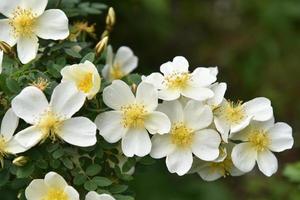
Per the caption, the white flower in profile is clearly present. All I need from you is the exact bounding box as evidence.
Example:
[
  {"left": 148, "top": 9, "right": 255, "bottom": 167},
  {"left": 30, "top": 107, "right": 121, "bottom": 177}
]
[
  {"left": 95, "top": 80, "right": 171, "bottom": 157},
  {"left": 192, "top": 144, "right": 244, "bottom": 181},
  {"left": 0, "top": 108, "right": 26, "bottom": 165},
  {"left": 142, "top": 56, "right": 217, "bottom": 101},
  {"left": 214, "top": 97, "right": 273, "bottom": 142},
  {"left": 231, "top": 118, "right": 293, "bottom": 176},
  {"left": 150, "top": 100, "right": 221, "bottom": 176},
  {"left": 61, "top": 61, "right": 101, "bottom": 100},
  {"left": 25, "top": 171, "right": 79, "bottom": 200},
  {"left": 0, "top": 0, "right": 69, "bottom": 64},
  {"left": 86, "top": 191, "right": 115, "bottom": 200},
  {"left": 102, "top": 45, "right": 138, "bottom": 81},
  {"left": 12, "top": 82, "right": 97, "bottom": 149},
  {"left": 0, "top": 50, "right": 3, "bottom": 74}
]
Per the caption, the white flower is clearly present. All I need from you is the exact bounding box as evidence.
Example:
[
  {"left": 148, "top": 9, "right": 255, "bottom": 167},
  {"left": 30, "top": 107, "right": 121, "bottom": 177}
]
[
  {"left": 95, "top": 80, "right": 171, "bottom": 157},
  {"left": 25, "top": 171, "right": 79, "bottom": 200},
  {"left": 12, "top": 82, "right": 97, "bottom": 149},
  {"left": 206, "top": 82, "right": 227, "bottom": 108},
  {"left": 231, "top": 118, "right": 294, "bottom": 176},
  {"left": 214, "top": 97, "right": 273, "bottom": 142},
  {"left": 0, "top": 50, "right": 3, "bottom": 74},
  {"left": 192, "top": 144, "right": 244, "bottom": 181},
  {"left": 150, "top": 100, "right": 221, "bottom": 176},
  {"left": 86, "top": 191, "right": 115, "bottom": 200},
  {"left": 142, "top": 56, "right": 217, "bottom": 101},
  {"left": 0, "top": 0, "right": 69, "bottom": 64},
  {"left": 61, "top": 61, "right": 101, "bottom": 100},
  {"left": 0, "top": 108, "right": 26, "bottom": 164},
  {"left": 102, "top": 45, "right": 138, "bottom": 81}
]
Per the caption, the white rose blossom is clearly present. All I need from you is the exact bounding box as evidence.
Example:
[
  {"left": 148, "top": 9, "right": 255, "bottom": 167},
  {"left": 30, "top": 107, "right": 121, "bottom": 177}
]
[
  {"left": 25, "top": 171, "right": 79, "bottom": 200},
  {"left": 0, "top": 108, "right": 26, "bottom": 165},
  {"left": 86, "top": 191, "right": 115, "bottom": 200},
  {"left": 142, "top": 56, "right": 217, "bottom": 101},
  {"left": 150, "top": 100, "right": 221, "bottom": 176},
  {"left": 12, "top": 82, "right": 97, "bottom": 149},
  {"left": 95, "top": 80, "right": 171, "bottom": 157},
  {"left": 61, "top": 61, "right": 101, "bottom": 100},
  {"left": 214, "top": 97, "right": 273, "bottom": 142},
  {"left": 0, "top": 0, "right": 69, "bottom": 64},
  {"left": 102, "top": 45, "right": 138, "bottom": 81},
  {"left": 231, "top": 118, "right": 293, "bottom": 176}
]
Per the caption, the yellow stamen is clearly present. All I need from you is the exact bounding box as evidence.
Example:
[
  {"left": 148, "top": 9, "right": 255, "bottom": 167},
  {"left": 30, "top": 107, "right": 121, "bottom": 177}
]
[
  {"left": 110, "top": 63, "right": 124, "bottom": 80},
  {"left": 9, "top": 7, "right": 37, "bottom": 38},
  {"left": 77, "top": 72, "right": 93, "bottom": 93},
  {"left": 43, "top": 188, "right": 68, "bottom": 200},
  {"left": 165, "top": 72, "right": 191, "bottom": 90},
  {"left": 210, "top": 156, "right": 233, "bottom": 177},
  {"left": 121, "top": 104, "right": 147, "bottom": 128},
  {"left": 0, "top": 136, "right": 7, "bottom": 158},
  {"left": 30, "top": 77, "right": 49, "bottom": 91},
  {"left": 218, "top": 101, "right": 245, "bottom": 124},
  {"left": 171, "top": 122, "right": 194, "bottom": 148},
  {"left": 248, "top": 129, "right": 269, "bottom": 152}
]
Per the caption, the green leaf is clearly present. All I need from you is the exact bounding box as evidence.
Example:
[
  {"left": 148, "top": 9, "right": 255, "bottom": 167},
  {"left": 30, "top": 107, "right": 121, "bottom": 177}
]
[
  {"left": 61, "top": 158, "right": 74, "bottom": 169},
  {"left": 65, "top": 48, "right": 82, "bottom": 58},
  {"left": 52, "top": 148, "right": 64, "bottom": 159},
  {"left": 86, "top": 164, "right": 102, "bottom": 176},
  {"left": 81, "top": 52, "right": 95, "bottom": 63},
  {"left": 6, "top": 78, "right": 21, "bottom": 93},
  {"left": 115, "top": 194, "right": 134, "bottom": 200},
  {"left": 92, "top": 176, "right": 112, "bottom": 187},
  {"left": 0, "top": 169, "right": 10, "bottom": 187},
  {"left": 283, "top": 162, "right": 300, "bottom": 182},
  {"left": 74, "top": 174, "right": 87, "bottom": 186},
  {"left": 110, "top": 185, "right": 128, "bottom": 194},
  {"left": 16, "top": 164, "right": 35, "bottom": 178},
  {"left": 84, "top": 180, "right": 98, "bottom": 191}
]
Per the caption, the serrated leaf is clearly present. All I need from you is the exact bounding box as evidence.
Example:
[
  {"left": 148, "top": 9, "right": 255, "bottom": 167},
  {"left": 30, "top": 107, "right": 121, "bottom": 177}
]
[
  {"left": 92, "top": 176, "right": 112, "bottom": 187},
  {"left": 74, "top": 174, "right": 87, "bottom": 186},
  {"left": 84, "top": 180, "right": 98, "bottom": 191},
  {"left": 65, "top": 48, "right": 82, "bottom": 58},
  {"left": 86, "top": 164, "right": 102, "bottom": 176},
  {"left": 81, "top": 52, "right": 95, "bottom": 63},
  {"left": 16, "top": 164, "right": 35, "bottom": 178}
]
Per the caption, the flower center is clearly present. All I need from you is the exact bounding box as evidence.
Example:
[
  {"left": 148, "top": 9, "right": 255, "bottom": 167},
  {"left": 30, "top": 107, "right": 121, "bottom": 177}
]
[
  {"left": 9, "top": 7, "right": 37, "bottom": 38},
  {"left": 37, "top": 110, "right": 63, "bottom": 142},
  {"left": 220, "top": 101, "right": 245, "bottom": 124},
  {"left": 43, "top": 188, "right": 68, "bottom": 200},
  {"left": 248, "top": 129, "right": 269, "bottom": 152},
  {"left": 165, "top": 72, "right": 191, "bottom": 90},
  {"left": 170, "top": 122, "right": 194, "bottom": 148},
  {"left": 121, "top": 104, "right": 148, "bottom": 128},
  {"left": 0, "top": 136, "right": 7, "bottom": 158},
  {"left": 78, "top": 72, "right": 93, "bottom": 93},
  {"left": 210, "top": 156, "right": 233, "bottom": 177},
  {"left": 110, "top": 63, "right": 124, "bottom": 80}
]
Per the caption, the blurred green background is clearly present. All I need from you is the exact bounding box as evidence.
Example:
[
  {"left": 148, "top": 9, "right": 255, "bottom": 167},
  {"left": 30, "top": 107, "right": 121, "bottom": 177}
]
[{"left": 99, "top": 0, "right": 300, "bottom": 199}]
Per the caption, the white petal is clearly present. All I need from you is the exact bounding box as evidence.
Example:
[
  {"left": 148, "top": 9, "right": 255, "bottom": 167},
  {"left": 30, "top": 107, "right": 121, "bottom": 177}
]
[
  {"left": 158, "top": 88, "right": 180, "bottom": 101},
  {"left": 208, "top": 67, "right": 218, "bottom": 76},
  {"left": 12, "top": 86, "right": 48, "bottom": 124},
  {"left": 5, "top": 137, "right": 27, "bottom": 154},
  {"left": 0, "top": 50, "right": 3, "bottom": 74},
  {"left": 1, "top": 108, "right": 19, "bottom": 140},
  {"left": 106, "top": 45, "right": 114, "bottom": 66},
  {"left": 95, "top": 111, "right": 126, "bottom": 143},
  {"left": 65, "top": 186, "right": 80, "bottom": 200},
  {"left": 243, "top": 97, "right": 273, "bottom": 121},
  {"left": 214, "top": 117, "right": 230, "bottom": 142},
  {"left": 44, "top": 171, "right": 68, "bottom": 189},
  {"left": 257, "top": 150, "right": 278, "bottom": 176},
  {"left": 86, "top": 192, "right": 115, "bottom": 200},
  {"left": 171, "top": 56, "right": 189, "bottom": 73},
  {"left": 35, "top": 9, "right": 69, "bottom": 40},
  {"left": 25, "top": 179, "right": 47, "bottom": 200},
  {"left": 0, "top": 19, "right": 17, "bottom": 46},
  {"left": 136, "top": 82, "right": 158, "bottom": 111},
  {"left": 50, "top": 82, "right": 86, "bottom": 118},
  {"left": 114, "top": 46, "right": 134, "bottom": 66},
  {"left": 122, "top": 55, "right": 138, "bottom": 75},
  {"left": 192, "top": 129, "right": 221, "bottom": 161},
  {"left": 20, "top": 0, "right": 47, "bottom": 16},
  {"left": 191, "top": 67, "right": 217, "bottom": 86},
  {"left": 181, "top": 86, "right": 214, "bottom": 101},
  {"left": 144, "top": 111, "right": 171, "bottom": 134},
  {"left": 197, "top": 165, "right": 223, "bottom": 181},
  {"left": 14, "top": 126, "right": 42, "bottom": 148},
  {"left": 17, "top": 36, "right": 39, "bottom": 64},
  {"left": 59, "top": 117, "right": 97, "bottom": 147},
  {"left": 0, "top": 0, "right": 20, "bottom": 17},
  {"left": 207, "top": 82, "right": 227, "bottom": 106},
  {"left": 121, "top": 128, "right": 151, "bottom": 157},
  {"left": 166, "top": 148, "right": 193, "bottom": 176},
  {"left": 231, "top": 143, "right": 257, "bottom": 172},
  {"left": 141, "top": 73, "right": 164, "bottom": 89},
  {"left": 268, "top": 122, "right": 293, "bottom": 152},
  {"left": 150, "top": 134, "right": 174, "bottom": 159},
  {"left": 230, "top": 116, "right": 251, "bottom": 133},
  {"left": 184, "top": 100, "right": 213, "bottom": 130},
  {"left": 157, "top": 100, "right": 184, "bottom": 124},
  {"left": 103, "top": 80, "right": 135, "bottom": 110}
]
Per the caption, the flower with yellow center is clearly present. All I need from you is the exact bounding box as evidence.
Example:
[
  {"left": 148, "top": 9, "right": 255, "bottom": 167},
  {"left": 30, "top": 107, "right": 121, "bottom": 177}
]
[
  {"left": 102, "top": 45, "right": 138, "bottom": 81},
  {"left": 214, "top": 97, "right": 273, "bottom": 143},
  {"left": 142, "top": 56, "right": 217, "bottom": 101},
  {"left": 0, "top": 0, "right": 69, "bottom": 64},
  {"left": 25, "top": 171, "right": 79, "bottom": 200},
  {"left": 12, "top": 82, "right": 97, "bottom": 149},
  {"left": 150, "top": 100, "right": 221, "bottom": 176},
  {"left": 231, "top": 118, "right": 294, "bottom": 176},
  {"left": 61, "top": 61, "right": 101, "bottom": 99},
  {"left": 85, "top": 191, "right": 116, "bottom": 200},
  {"left": 30, "top": 77, "right": 49, "bottom": 91},
  {"left": 0, "top": 109, "right": 26, "bottom": 167},
  {"left": 95, "top": 80, "right": 171, "bottom": 157}
]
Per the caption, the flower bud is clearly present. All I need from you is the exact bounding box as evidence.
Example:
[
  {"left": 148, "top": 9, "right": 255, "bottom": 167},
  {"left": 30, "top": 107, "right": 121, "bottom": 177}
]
[
  {"left": 95, "top": 36, "right": 109, "bottom": 56},
  {"left": 13, "top": 156, "right": 29, "bottom": 167},
  {"left": 0, "top": 41, "right": 12, "bottom": 54},
  {"left": 106, "top": 7, "right": 116, "bottom": 32}
]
